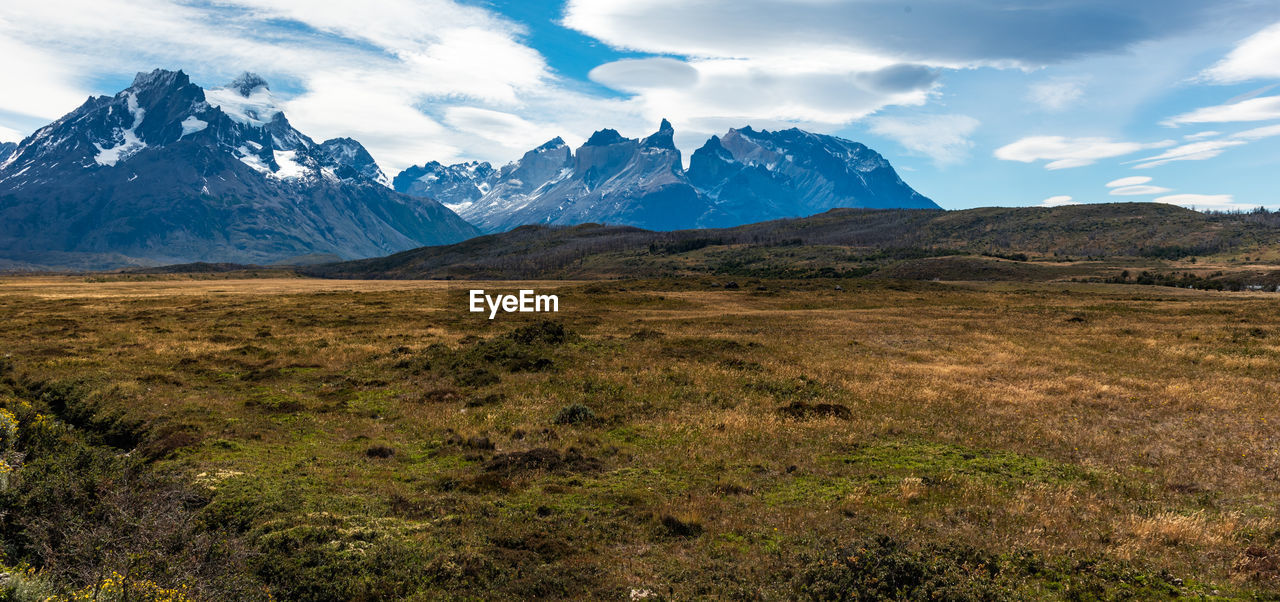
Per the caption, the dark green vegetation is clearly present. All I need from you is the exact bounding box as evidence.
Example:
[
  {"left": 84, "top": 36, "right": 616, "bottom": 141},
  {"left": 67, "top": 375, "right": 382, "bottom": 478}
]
[
  {"left": 1, "top": 276, "right": 1279, "bottom": 599},
  {"left": 302, "top": 203, "right": 1280, "bottom": 283}
]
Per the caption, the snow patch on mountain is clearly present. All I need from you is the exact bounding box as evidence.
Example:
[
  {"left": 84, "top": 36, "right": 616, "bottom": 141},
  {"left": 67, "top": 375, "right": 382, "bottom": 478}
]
[
  {"left": 93, "top": 92, "right": 147, "bottom": 167},
  {"left": 236, "top": 146, "right": 270, "bottom": 173},
  {"left": 273, "top": 150, "right": 307, "bottom": 179},
  {"left": 180, "top": 116, "right": 208, "bottom": 137}
]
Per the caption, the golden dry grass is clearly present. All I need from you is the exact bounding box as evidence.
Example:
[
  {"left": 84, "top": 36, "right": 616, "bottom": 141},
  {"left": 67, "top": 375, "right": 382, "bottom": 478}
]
[{"left": 2, "top": 275, "right": 1279, "bottom": 598}]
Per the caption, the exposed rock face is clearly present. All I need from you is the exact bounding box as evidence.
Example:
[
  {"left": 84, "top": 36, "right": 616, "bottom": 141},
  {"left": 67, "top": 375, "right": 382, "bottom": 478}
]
[
  {"left": 688, "top": 126, "right": 939, "bottom": 225},
  {"left": 396, "top": 120, "right": 937, "bottom": 233},
  {"left": 0, "top": 69, "right": 478, "bottom": 268},
  {"left": 393, "top": 160, "right": 495, "bottom": 211}
]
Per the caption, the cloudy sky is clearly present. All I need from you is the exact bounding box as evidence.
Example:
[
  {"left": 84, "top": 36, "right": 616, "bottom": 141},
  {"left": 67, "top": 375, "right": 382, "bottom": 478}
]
[{"left": 2, "top": 0, "right": 1280, "bottom": 210}]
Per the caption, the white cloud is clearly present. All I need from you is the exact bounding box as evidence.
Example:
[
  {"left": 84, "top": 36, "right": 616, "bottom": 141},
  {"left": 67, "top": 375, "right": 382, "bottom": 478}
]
[
  {"left": 1, "top": 0, "right": 1273, "bottom": 182},
  {"left": 994, "top": 136, "right": 1173, "bottom": 170},
  {"left": 563, "top": 0, "right": 1258, "bottom": 165},
  {"left": 1105, "top": 176, "right": 1151, "bottom": 187},
  {"left": 1115, "top": 120, "right": 1280, "bottom": 171},
  {"left": 1027, "top": 78, "right": 1086, "bottom": 111},
  {"left": 867, "top": 114, "right": 979, "bottom": 165},
  {"left": 1152, "top": 194, "right": 1279, "bottom": 212},
  {"left": 282, "top": 72, "right": 457, "bottom": 174},
  {"left": 0, "top": 125, "right": 24, "bottom": 143},
  {"left": 1039, "top": 195, "right": 1077, "bottom": 207},
  {"left": 1127, "top": 139, "right": 1248, "bottom": 169},
  {"left": 1202, "top": 21, "right": 1280, "bottom": 83},
  {"left": 1, "top": 0, "right": 960, "bottom": 174},
  {"left": 583, "top": 55, "right": 938, "bottom": 150},
  {"left": 1155, "top": 193, "right": 1246, "bottom": 211},
  {"left": 1231, "top": 123, "right": 1280, "bottom": 140},
  {"left": 0, "top": 35, "right": 91, "bottom": 121},
  {"left": 443, "top": 106, "right": 570, "bottom": 156},
  {"left": 1183, "top": 131, "right": 1221, "bottom": 140},
  {"left": 588, "top": 58, "right": 699, "bottom": 91},
  {"left": 1164, "top": 95, "right": 1280, "bottom": 125},
  {"left": 1109, "top": 185, "right": 1172, "bottom": 196},
  {"left": 562, "top": 0, "right": 1228, "bottom": 68}
]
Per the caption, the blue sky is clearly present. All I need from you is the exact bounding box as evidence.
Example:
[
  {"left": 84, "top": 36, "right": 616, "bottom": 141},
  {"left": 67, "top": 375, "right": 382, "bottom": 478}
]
[{"left": 2, "top": 0, "right": 1280, "bottom": 211}]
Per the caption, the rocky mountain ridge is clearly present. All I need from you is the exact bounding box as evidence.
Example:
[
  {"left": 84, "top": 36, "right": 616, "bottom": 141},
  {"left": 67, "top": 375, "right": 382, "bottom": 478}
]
[{"left": 394, "top": 120, "right": 938, "bottom": 233}]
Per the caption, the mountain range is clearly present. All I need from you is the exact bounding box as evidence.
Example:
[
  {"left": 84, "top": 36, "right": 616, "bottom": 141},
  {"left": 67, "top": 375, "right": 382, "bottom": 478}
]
[
  {"left": 0, "top": 68, "right": 938, "bottom": 269},
  {"left": 394, "top": 120, "right": 938, "bottom": 233},
  {"left": 0, "top": 69, "right": 478, "bottom": 269}
]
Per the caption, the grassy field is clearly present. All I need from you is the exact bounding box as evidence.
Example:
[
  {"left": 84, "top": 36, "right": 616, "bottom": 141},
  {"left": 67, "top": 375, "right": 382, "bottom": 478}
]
[{"left": 1, "top": 275, "right": 1279, "bottom": 600}]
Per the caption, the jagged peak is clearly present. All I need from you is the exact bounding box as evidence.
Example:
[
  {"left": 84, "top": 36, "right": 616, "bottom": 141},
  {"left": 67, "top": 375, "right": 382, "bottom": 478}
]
[
  {"left": 695, "top": 134, "right": 726, "bottom": 152},
  {"left": 535, "top": 136, "right": 566, "bottom": 151},
  {"left": 583, "top": 129, "right": 628, "bottom": 147},
  {"left": 642, "top": 119, "right": 676, "bottom": 150},
  {"left": 228, "top": 72, "right": 270, "bottom": 97},
  {"left": 130, "top": 69, "right": 191, "bottom": 90},
  {"left": 317, "top": 137, "right": 376, "bottom": 163},
  {"left": 318, "top": 136, "right": 363, "bottom": 150}
]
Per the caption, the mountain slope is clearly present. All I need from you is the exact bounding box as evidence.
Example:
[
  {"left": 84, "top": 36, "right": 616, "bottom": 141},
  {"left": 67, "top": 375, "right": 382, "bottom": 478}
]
[
  {"left": 688, "top": 127, "right": 938, "bottom": 224},
  {"left": 395, "top": 121, "right": 937, "bottom": 233},
  {"left": 392, "top": 160, "right": 495, "bottom": 210},
  {"left": 0, "top": 69, "right": 478, "bottom": 268}
]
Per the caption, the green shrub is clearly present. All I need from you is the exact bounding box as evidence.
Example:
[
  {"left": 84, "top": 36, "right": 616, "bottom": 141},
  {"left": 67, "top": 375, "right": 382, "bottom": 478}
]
[
  {"left": 795, "top": 535, "right": 1005, "bottom": 601},
  {"left": 552, "top": 403, "right": 595, "bottom": 425},
  {"left": 505, "top": 320, "right": 570, "bottom": 346}
]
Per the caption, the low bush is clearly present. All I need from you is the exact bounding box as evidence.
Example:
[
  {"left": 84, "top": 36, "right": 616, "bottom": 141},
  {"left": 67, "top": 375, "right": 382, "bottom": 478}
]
[{"left": 552, "top": 403, "right": 596, "bottom": 425}]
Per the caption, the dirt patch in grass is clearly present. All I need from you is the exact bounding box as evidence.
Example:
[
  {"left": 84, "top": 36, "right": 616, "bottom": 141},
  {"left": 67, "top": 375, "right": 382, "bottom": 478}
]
[
  {"left": 1233, "top": 545, "right": 1280, "bottom": 584},
  {"left": 483, "top": 447, "right": 601, "bottom": 475},
  {"left": 777, "top": 401, "right": 852, "bottom": 420}
]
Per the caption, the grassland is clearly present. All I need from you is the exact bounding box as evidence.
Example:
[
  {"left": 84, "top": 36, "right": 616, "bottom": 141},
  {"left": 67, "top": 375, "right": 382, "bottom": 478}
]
[{"left": 1, "top": 275, "right": 1279, "bottom": 600}]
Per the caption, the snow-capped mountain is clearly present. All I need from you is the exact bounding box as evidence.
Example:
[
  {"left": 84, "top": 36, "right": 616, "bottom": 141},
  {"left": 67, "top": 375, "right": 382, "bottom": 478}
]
[
  {"left": 394, "top": 121, "right": 937, "bottom": 233},
  {"left": 0, "top": 142, "right": 15, "bottom": 162},
  {"left": 0, "top": 69, "right": 478, "bottom": 268},
  {"left": 394, "top": 137, "right": 572, "bottom": 229},
  {"left": 455, "top": 121, "right": 707, "bottom": 232},
  {"left": 687, "top": 126, "right": 938, "bottom": 225},
  {"left": 393, "top": 160, "right": 495, "bottom": 212}
]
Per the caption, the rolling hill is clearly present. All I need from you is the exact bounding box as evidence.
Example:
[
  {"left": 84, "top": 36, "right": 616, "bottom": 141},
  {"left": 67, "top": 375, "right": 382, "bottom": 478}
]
[{"left": 302, "top": 202, "right": 1280, "bottom": 280}]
